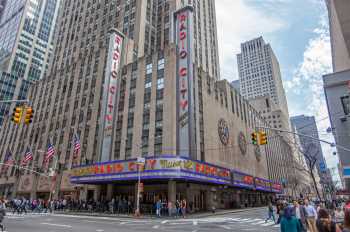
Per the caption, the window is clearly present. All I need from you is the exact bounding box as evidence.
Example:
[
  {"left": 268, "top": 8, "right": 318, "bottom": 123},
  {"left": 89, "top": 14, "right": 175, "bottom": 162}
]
[
  {"left": 157, "top": 78, "right": 164, "bottom": 89},
  {"left": 158, "top": 58, "right": 164, "bottom": 70},
  {"left": 341, "top": 95, "right": 350, "bottom": 115},
  {"left": 146, "top": 63, "right": 152, "bottom": 74}
]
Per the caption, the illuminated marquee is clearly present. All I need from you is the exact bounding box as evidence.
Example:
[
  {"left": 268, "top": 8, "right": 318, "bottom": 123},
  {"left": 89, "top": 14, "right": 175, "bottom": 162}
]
[
  {"left": 71, "top": 157, "right": 231, "bottom": 185},
  {"left": 254, "top": 177, "right": 272, "bottom": 191}
]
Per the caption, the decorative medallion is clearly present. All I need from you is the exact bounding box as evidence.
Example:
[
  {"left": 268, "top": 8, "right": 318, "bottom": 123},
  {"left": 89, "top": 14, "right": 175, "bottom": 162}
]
[
  {"left": 218, "top": 119, "right": 229, "bottom": 145},
  {"left": 255, "top": 146, "right": 261, "bottom": 162},
  {"left": 238, "top": 132, "right": 247, "bottom": 155}
]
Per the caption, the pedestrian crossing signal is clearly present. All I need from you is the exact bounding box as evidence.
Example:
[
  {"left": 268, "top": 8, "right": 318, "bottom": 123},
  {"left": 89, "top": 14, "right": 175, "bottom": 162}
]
[{"left": 11, "top": 107, "right": 23, "bottom": 124}]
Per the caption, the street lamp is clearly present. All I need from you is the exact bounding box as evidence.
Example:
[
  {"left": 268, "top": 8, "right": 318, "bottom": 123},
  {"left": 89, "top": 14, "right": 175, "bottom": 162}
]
[{"left": 135, "top": 157, "right": 145, "bottom": 217}]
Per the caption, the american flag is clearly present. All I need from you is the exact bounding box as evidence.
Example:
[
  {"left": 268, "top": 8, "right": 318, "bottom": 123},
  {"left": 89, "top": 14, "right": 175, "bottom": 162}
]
[
  {"left": 21, "top": 147, "right": 33, "bottom": 166},
  {"left": 44, "top": 141, "right": 55, "bottom": 163},
  {"left": 73, "top": 134, "right": 81, "bottom": 158},
  {"left": 2, "top": 151, "right": 14, "bottom": 172}
]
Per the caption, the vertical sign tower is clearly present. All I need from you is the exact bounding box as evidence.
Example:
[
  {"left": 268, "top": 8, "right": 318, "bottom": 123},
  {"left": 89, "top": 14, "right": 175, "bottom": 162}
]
[
  {"left": 174, "top": 6, "right": 195, "bottom": 158},
  {"left": 99, "top": 29, "right": 124, "bottom": 162}
]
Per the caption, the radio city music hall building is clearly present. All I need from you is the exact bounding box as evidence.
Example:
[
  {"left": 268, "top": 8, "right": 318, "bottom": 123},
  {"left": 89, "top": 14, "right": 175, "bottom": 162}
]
[{"left": 0, "top": 1, "right": 290, "bottom": 211}]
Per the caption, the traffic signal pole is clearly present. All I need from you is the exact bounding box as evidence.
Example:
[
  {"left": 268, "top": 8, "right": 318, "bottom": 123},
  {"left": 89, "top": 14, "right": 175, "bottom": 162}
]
[
  {"left": 0, "top": 99, "right": 30, "bottom": 104},
  {"left": 255, "top": 126, "right": 350, "bottom": 153}
]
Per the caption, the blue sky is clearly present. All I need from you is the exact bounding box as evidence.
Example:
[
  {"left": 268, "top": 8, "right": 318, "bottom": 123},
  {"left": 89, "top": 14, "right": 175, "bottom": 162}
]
[{"left": 215, "top": 0, "right": 340, "bottom": 184}]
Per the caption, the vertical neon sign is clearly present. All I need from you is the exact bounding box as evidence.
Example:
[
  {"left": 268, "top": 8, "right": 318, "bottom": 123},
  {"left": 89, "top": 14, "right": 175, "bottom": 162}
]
[
  {"left": 174, "top": 6, "right": 195, "bottom": 158},
  {"left": 99, "top": 29, "right": 124, "bottom": 162}
]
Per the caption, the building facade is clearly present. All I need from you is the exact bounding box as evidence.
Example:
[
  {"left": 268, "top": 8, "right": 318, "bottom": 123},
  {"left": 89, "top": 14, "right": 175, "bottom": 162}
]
[
  {"left": 324, "top": 0, "right": 350, "bottom": 190},
  {"left": 323, "top": 71, "right": 350, "bottom": 190},
  {"left": 325, "top": 0, "right": 350, "bottom": 73},
  {"left": 0, "top": 0, "right": 293, "bottom": 211},
  {"left": 237, "top": 37, "right": 289, "bottom": 119},
  {"left": 0, "top": 0, "right": 60, "bottom": 126}
]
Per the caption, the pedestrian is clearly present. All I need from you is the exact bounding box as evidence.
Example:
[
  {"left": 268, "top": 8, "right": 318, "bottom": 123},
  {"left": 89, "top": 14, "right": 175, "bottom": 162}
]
[
  {"left": 334, "top": 207, "right": 344, "bottom": 224},
  {"left": 175, "top": 200, "right": 181, "bottom": 218},
  {"left": 156, "top": 199, "right": 162, "bottom": 217},
  {"left": 265, "top": 202, "right": 275, "bottom": 223},
  {"left": 304, "top": 199, "right": 318, "bottom": 232},
  {"left": 277, "top": 202, "right": 285, "bottom": 224},
  {"left": 0, "top": 200, "right": 6, "bottom": 232},
  {"left": 168, "top": 201, "right": 173, "bottom": 217},
  {"left": 280, "top": 206, "right": 302, "bottom": 232},
  {"left": 343, "top": 209, "right": 350, "bottom": 232},
  {"left": 293, "top": 200, "right": 307, "bottom": 231},
  {"left": 181, "top": 199, "right": 187, "bottom": 218},
  {"left": 316, "top": 208, "right": 341, "bottom": 232}
]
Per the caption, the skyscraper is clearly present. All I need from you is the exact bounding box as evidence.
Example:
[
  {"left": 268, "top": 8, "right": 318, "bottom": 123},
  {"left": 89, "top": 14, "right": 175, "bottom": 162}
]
[
  {"left": 290, "top": 115, "right": 328, "bottom": 177},
  {"left": 0, "top": 0, "right": 60, "bottom": 125},
  {"left": 237, "top": 36, "right": 289, "bottom": 118}
]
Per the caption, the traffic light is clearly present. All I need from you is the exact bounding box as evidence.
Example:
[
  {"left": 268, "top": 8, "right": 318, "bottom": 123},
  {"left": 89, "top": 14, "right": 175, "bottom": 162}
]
[
  {"left": 11, "top": 107, "right": 23, "bottom": 124},
  {"left": 24, "top": 106, "right": 34, "bottom": 124},
  {"left": 251, "top": 132, "right": 258, "bottom": 145},
  {"left": 259, "top": 131, "right": 267, "bottom": 145}
]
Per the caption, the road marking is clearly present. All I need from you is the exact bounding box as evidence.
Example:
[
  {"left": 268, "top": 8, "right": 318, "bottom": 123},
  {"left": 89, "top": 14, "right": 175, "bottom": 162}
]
[
  {"left": 161, "top": 220, "right": 168, "bottom": 224},
  {"left": 41, "top": 222, "right": 72, "bottom": 228},
  {"left": 261, "top": 221, "right": 275, "bottom": 226},
  {"left": 152, "top": 225, "right": 160, "bottom": 229},
  {"left": 273, "top": 224, "right": 280, "bottom": 228},
  {"left": 219, "top": 225, "right": 231, "bottom": 230},
  {"left": 193, "top": 220, "right": 198, "bottom": 226},
  {"left": 252, "top": 220, "right": 266, "bottom": 225},
  {"left": 120, "top": 222, "right": 128, "bottom": 225},
  {"left": 96, "top": 230, "right": 104, "bottom": 232},
  {"left": 192, "top": 230, "right": 198, "bottom": 232}
]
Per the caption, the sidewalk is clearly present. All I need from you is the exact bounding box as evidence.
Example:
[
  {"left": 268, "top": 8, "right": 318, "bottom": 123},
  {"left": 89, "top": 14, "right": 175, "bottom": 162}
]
[{"left": 53, "top": 206, "right": 266, "bottom": 219}]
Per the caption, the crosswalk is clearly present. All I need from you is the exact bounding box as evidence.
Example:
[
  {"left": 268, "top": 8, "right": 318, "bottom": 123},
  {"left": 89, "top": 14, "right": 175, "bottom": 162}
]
[{"left": 5, "top": 212, "right": 49, "bottom": 220}]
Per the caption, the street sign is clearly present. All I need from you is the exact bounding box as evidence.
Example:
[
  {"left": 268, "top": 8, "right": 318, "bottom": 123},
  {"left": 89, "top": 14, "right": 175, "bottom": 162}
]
[
  {"left": 319, "top": 162, "right": 326, "bottom": 172},
  {"left": 136, "top": 157, "right": 145, "bottom": 164}
]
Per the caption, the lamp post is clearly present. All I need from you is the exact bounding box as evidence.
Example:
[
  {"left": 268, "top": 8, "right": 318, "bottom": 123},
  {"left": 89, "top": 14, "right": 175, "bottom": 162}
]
[{"left": 135, "top": 157, "right": 145, "bottom": 217}]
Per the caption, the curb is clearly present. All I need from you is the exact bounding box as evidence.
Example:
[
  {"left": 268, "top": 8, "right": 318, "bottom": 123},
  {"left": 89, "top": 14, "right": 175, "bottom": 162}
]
[{"left": 53, "top": 207, "right": 266, "bottom": 219}]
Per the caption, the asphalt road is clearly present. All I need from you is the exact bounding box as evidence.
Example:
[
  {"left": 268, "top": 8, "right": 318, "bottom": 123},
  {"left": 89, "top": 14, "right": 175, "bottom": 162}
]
[{"left": 3, "top": 207, "right": 280, "bottom": 232}]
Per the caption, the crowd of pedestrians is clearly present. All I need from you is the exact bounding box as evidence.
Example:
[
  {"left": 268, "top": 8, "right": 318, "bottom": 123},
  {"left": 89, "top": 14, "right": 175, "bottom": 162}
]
[{"left": 265, "top": 198, "right": 350, "bottom": 232}]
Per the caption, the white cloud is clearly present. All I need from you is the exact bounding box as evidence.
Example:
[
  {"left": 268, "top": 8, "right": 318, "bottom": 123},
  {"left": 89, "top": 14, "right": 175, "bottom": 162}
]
[
  {"left": 285, "top": 13, "right": 341, "bottom": 184},
  {"left": 216, "top": 0, "right": 286, "bottom": 80}
]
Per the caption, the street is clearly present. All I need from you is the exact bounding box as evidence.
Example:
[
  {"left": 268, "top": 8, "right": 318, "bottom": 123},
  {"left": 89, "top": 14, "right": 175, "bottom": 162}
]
[{"left": 3, "top": 208, "right": 279, "bottom": 232}]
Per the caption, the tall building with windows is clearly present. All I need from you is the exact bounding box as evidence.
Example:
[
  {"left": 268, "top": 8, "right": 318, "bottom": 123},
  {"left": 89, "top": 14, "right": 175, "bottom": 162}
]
[
  {"left": 237, "top": 37, "right": 289, "bottom": 119},
  {"left": 0, "top": 0, "right": 295, "bottom": 209},
  {"left": 0, "top": 0, "right": 60, "bottom": 125}
]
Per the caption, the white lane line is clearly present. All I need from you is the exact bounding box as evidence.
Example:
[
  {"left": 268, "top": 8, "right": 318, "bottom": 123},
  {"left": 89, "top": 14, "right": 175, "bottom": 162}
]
[
  {"left": 96, "top": 230, "right": 104, "bottom": 232},
  {"left": 273, "top": 224, "right": 280, "bottom": 228},
  {"left": 161, "top": 220, "right": 168, "bottom": 224},
  {"left": 252, "top": 220, "right": 266, "bottom": 225},
  {"left": 40, "top": 222, "right": 72, "bottom": 228},
  {"left": 152, "top": 225, "right": 160, "bottom": 229},
  {"left": 192, "top": 230, "right": 198, "bottom": 232},
  {"left": 193, "top": 220, "right": 198, "bottom": 226},
  {"left": 219, "top": 225, "right": 231, "bottom": 230},
  {"left": 120, "top": 222, "right": 128, "bottom": 225},
  {"left": 261, "top": 221, "right": 275, "bottom": 226}
]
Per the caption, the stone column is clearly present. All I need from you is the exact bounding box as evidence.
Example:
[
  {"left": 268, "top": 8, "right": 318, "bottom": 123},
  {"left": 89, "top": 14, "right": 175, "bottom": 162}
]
[
  {"left": 106, "top": 184, "right": 114, "bottom": 201},
  {"left": 168, "top": 180, "right": 176, "bottom": 204},
  {"left": 30, "top": 174, "right": 39, "bottom": 200},
  {"left": 93, "top": 186, "right": 101, "bottom": 201}
]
